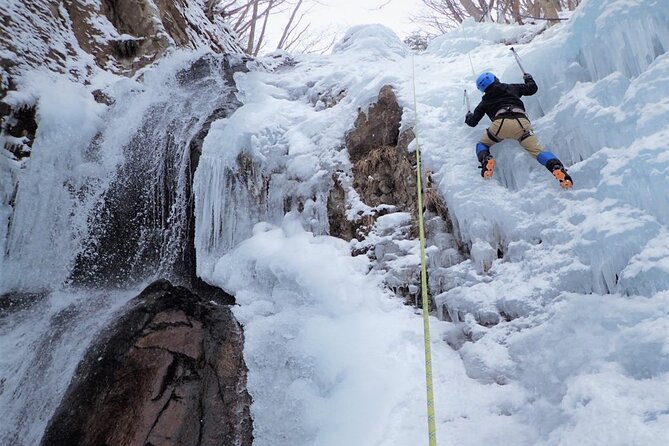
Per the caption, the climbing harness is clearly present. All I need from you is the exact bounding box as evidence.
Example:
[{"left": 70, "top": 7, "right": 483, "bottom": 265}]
[
  {"left": 486, "top": 128, "right": 502, "bottom": 143},
  {"left": 515, "top": 118, "right": 534, "bottom": 141},
  {"left": 494, "top": 106, "right": 526, "bottom": 118},
  {"left": 411, "top": 54, "right": 438, "bottom": 446}
]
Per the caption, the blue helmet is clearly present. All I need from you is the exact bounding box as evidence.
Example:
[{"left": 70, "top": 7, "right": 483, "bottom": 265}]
[{"left": 476, "top": 72, "right": 497, "bottom": 92}]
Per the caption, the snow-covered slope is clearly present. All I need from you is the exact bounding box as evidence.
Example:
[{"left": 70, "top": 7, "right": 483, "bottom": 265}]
[
  {"left": 193, "top": 1, "right": 669, "bottom": 444},
  {"left": 0, "top": 0, "right": 242, "bottom": 85}
]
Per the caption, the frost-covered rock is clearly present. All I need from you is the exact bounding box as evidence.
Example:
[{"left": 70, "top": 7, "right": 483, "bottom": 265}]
[
  {"left": 0, "top": 0, "right": 243, "bottom": 87},
  {"left": 345, "top": 85, "right": 402, "bottom": 160}
]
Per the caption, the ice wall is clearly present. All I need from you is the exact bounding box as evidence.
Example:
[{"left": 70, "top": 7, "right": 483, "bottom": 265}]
[
  {"left": 0, "top": 154, "right": 17, "bottom": 268},
  {"left": 193, "top": 104, "right": 334, "bottom": 276},
  {"left": 0, "top": 77, "right": 107, "bottom": 292},
  {"left": 0, "top": 51, "right": 239, "bottom": 293},
  {"left": 415, "top": 1, "right": 669, "bottom": 441},
  {"left": 73, "top": 53, "right": 240, "bottom": 286},
  {"left": 516, "top": 0, "right": 669, "bottom": 164},
  {"left": 421, "top": 0, "right": 669, "bottom": 302},
  {"left": 526, "top": 0, "right": 669, "bottom": 295},
  {"left": 193, "top": 25, "right": 416, "bottom": 281}
]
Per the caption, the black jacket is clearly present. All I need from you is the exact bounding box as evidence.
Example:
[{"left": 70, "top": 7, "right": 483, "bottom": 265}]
[{"left": 465, "top": 77, "right": 538, "bottom": 127}]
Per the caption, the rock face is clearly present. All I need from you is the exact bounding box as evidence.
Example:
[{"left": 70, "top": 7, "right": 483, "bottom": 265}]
[
  {"left": 345, "top": 85, "right": 403, "bottom": 163},
  {"left": 336, "top": 85, "right": 420, "bottom": 239},
  {"left": 0, "top": 0, "right": 243, "bottom": 156},
  {"left": 0, "top": 0, "right": 242, "bottom": 83},
  {"left": 334, "top": 85, "right": 463, "bottom": 308},
  {"left": 40, "top": 280, "right": 253, "bottom": 446},
  {"left": 352, "top": 144, "right": 417, "bottom": 213}
]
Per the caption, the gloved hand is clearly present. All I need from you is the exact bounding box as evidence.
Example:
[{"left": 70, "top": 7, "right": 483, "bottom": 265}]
[
  {"left": 523, "top": 73, "right": 533, "bottom": 82},
  {"left": 465, "top": 112, "right": 473, "bottom": 122}
]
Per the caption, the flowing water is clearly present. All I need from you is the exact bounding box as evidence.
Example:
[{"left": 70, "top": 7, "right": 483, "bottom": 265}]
[{"left": 0, "top": 52, "right": 241, "bottom": 445}]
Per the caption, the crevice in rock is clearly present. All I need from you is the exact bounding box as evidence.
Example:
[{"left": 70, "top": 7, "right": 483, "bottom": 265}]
[
  {"left": 113, "top": 37, "right": 142, "bottom": 59},
  {"left": 143, "top": 388, "right": 176, "bottom": 444},
  {"left": 153, "top": 353, "right": 179, "bottom": 401}
]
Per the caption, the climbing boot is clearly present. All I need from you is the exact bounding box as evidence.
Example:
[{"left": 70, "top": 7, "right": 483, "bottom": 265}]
[
  {"left": 477, "top": 150, "right": 495, "bottom": 179},
  {"left": 481, "top": 156, "right": 496, "bottom": 179},
  {"left": 553, "top": 167, "right": 573, "bottom": 189},
  {"left": 546, "top": 160, "right": 573, "bottom": 189}
]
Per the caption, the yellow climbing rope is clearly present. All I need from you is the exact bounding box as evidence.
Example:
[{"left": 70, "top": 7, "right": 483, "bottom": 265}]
[{"left": 411, "top": 54, "right": 438, "bottom": 446}]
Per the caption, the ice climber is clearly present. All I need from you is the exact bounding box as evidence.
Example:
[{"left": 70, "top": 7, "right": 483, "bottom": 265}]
[{"left": 465, "top": 71, "right": 573, "bottom": 189}]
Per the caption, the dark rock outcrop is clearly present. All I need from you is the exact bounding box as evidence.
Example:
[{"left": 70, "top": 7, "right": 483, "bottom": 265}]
[
  {"left": 327, "top": 173, "right": 356, "bottom": 241},
  {"left": 352, "top": 145, "right": 417, "bottom": 213},
  {"left": 1, "top": 104, "right": 36, "bottom": 159},
  {"left": 342, "top": 86, "right": 422, "bottom": 220},
  {"left": 333, "top": 85, "right": 463, "bottom": 310},
  {"left": 345, "top": 85, "right": 403, "bottom": 163},
  {"left": 40, "top": 280, "right": 252, "bottom": 446},
  {"left": 335, "top": 85, "right": 420, "bottom": 240}
]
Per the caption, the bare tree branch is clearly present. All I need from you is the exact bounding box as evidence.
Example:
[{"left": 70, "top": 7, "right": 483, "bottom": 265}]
[
  {"left": 413, "top": 0, "right": 581, "bottom": 31},
  {"left": 277, "top": 0, "right": 304, "bottom": 49},
  {"left": 246, "top": 0, "right": 259, "bottom": 54},
  {"left": 253, "top": 0, "right": 274, "bottom": 55}
]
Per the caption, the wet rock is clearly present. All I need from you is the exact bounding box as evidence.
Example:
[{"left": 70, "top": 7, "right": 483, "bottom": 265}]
[
  {"left": 40, "top": 279, "right": 252, "bottom": 446},
  {"left": 0, "top": 290, "right": 48, "bottom": 315},
  {"left": 327, "top": 173, "right": 356, "bottom": 241}
]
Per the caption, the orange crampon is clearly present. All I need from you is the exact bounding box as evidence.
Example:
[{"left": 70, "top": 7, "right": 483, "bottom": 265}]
[
  {"left": 482, "top": 157, "right": 496, "bottom": 179},
  {"left": 553, "top": 168, "right": 573, "bottom": 189}
]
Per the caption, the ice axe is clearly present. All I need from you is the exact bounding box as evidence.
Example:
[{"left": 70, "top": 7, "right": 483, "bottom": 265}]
[
  {"left": 463, "top": 89, "right": 471, "bottom": 112},
  {"left": 510, "top": 47, "right": 527, "bottom": 75},
  {"left": 468, "top": 54, "right": 477, "bottom": 79}
]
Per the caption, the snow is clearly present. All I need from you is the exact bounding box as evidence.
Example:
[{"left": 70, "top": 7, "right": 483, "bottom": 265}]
[
  {"left": 194, "top": 0, "right": 669, "bottom": 443},
  {"left": 428, "top": 18, "right": 546, "bottom": 57},
  {"left": 2, "top": 0, "right": 669, "bottom": 444},
  {"left": 332, "top": 24, "right": 408, "bottom": 60},
  {"left": 205, "top": 217, "right": 533, "bottom": 445}
]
